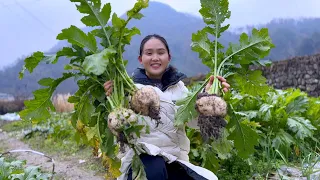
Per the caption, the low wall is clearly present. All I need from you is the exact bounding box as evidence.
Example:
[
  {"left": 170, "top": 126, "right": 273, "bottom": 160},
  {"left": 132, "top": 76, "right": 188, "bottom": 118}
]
[{"left": 257, "top": 54, "right": 320, "bottom": 97}]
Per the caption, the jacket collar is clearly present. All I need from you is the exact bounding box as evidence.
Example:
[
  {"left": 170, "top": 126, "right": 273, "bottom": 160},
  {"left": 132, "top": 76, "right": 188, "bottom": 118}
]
[{"left": 131, "top": 65, "right": 187, "bottom": 91}]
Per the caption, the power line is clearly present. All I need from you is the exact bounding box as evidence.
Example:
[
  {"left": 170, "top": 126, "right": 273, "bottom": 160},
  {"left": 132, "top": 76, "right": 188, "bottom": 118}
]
[
  {"left": 13, "top": 0, "right": 56, "bottom": 34},
  {"left": 0, "top": 0, "right": 42, "bottom": 9},
  {"left": 0, "top": 1, "right": 28, "bottom": 22}
]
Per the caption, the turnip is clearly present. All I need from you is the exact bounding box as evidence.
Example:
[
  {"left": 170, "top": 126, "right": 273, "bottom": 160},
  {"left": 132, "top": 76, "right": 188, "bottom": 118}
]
[
  {"left": 195, "top": 92, "right": 227, "bottom": 141},
  {"left": 174, "top": 0, "right": 274, "bottom": 143},
  {"left": 195, "top": 92, "right": 227, "bottom": 117},
  {"left": 130, "top": 87, "right": 161, "bottom": 125},
  {"left": 107, "top": 108, "right": 138, "bottom": 135},
  {"left": 18, "top": 0, "right": 152, "bottom": 178}
]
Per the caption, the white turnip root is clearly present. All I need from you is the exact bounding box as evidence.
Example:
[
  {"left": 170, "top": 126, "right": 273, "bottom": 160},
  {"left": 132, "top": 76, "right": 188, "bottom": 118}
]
[
  {"left": 107, "top": 108, "right": 138, "bottom": 135},
  {"left": 196, "top": 93, "right": 227, "bottom": 117},
  {"left": 107, "top": 108, "right": 138, "bottom": 152},
  {"left": 130, "top": 86, "right": 161, "bottom": 126},
  {"left": 195, "top": 92, "right": 227, "bottom": 141}
]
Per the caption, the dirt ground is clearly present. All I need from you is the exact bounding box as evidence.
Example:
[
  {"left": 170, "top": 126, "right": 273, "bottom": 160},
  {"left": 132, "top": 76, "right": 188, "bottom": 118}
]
[{"left": 0, "top": 129, "right": 105, "bottom": 180}]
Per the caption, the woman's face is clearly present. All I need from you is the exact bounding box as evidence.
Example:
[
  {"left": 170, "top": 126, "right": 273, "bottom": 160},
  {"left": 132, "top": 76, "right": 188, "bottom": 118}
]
[{"left": 138, "top": 38, "right": 171, "bottom": 79}]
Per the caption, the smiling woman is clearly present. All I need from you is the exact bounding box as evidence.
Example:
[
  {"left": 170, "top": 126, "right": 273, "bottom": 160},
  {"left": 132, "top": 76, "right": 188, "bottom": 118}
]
[
  {"left": 103, "top": 33, "right": 231, "bottom": 180},
  {"left": 138, "top": 34, "right": 171, "bottom": 79}
]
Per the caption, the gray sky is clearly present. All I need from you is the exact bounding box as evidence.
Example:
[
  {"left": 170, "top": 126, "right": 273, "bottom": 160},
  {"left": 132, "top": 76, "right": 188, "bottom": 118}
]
[{"left": 1, "top": 0, "right": 320, "bottom": 70}]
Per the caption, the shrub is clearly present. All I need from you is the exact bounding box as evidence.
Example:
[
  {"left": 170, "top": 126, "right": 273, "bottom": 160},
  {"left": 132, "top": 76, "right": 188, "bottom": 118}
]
[
  {"left": 52, "top": 93, "right": 74, "bottom": 113},
  {"left": 0, "top": 99, "right": 25, "bottom": 115}
]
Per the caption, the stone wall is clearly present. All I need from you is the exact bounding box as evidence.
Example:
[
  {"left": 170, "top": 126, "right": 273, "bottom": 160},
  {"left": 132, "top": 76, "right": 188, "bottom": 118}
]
[{"left": 256, "top": 54, "right": 320, "bottom": 97}]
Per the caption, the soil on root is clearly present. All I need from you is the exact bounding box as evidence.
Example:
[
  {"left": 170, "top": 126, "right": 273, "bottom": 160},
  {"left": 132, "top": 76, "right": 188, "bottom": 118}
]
[{"left": 197, "top": 115, "right": 227, "bottom": 141}]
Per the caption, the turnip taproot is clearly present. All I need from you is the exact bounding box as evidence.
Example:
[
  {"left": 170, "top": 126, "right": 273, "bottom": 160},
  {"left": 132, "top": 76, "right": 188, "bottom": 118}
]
[
  {"left": 107, "top": 108, "right": 138, "bottom": 135},
  {"left": 107, "top": 108, "right": 139, "bottom": 152},
  {"left": 195, "top": 92, "right": 227, "bottom": 141},
  {"left": 130, "top": 86, "right": 161, "bottom": 125},
  {"left": 196, "top": 92, "right": 227, "bottom": 117}
]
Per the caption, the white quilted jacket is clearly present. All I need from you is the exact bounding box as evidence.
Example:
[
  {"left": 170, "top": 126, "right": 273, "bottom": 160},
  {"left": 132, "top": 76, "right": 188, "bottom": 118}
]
[{"left": 117, "top": 80, "right": 218, "bottom": 180}]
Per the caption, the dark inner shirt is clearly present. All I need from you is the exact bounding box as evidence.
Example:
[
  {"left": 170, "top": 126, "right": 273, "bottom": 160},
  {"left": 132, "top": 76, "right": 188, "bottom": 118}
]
[{"left": 149, "top": 79, "right": 163, "bottom": 89}]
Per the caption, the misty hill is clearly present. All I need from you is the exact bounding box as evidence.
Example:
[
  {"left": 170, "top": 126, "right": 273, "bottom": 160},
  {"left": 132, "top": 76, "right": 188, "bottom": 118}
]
[{"left": 1, "top": 2, "right": 320, "bottom": 96}]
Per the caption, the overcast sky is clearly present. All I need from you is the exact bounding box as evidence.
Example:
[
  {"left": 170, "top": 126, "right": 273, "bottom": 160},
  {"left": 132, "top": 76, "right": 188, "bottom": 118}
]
[{"left": 1, "top": 0, "right": 320, "bottom": 70}]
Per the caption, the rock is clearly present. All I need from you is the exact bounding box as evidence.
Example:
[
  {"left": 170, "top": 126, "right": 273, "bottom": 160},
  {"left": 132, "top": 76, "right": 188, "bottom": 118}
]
[
  {"left": 299, "top": 85, "right": 306, "bottom": 90},
  {"left": 307, "top": 85, "right": 317, "bottom": 91},
  {"left": 305, "top": 74, "right": 311, "bottom": 79},
  {"left": 279, "top": 165, "right": 303, "bottom": 177},
  {"left": 79, "top": 159, "right": 86, "bottom": 164}
]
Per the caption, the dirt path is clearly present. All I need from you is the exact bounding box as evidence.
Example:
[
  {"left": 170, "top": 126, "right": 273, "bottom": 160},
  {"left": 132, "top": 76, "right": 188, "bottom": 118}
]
[{"left": 0, "top": 129, "right": 105, "bottom": 180}]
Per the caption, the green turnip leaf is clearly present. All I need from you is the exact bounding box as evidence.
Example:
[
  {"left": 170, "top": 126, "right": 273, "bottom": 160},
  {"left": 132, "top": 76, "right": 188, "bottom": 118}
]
[
  {"left": 231, "top": 69, "right": 270, "bottom": 96},
  {"left": 227, "top": 119, "right": 259, "bottom": 158},
  {"left": 199, "top": 0, "right": 230, "bottom": 38},
  {"left": 174, "top": 80, "right": 209, "bottom": 126},
  {"left": 132, "top": 153, "right": 147, "bottom": 180},
  {"left": 19, "top": 73, "right": 74, "bottom": 122},
  {"left": 71, "top": 0, "right": 112, "bottom": 28},
  {"left": 57, "top": 25, "right": 98, "bottom": 53},
  {"left": 127, "top": 0, "right": 149, "bottom": 20},
  {"left": 287, "top": 116, "right": 316, "bottom": 140},
  {"left": 224, "top": 28, "right": 275, "bottom": 66},
  {"left": 83, "top": 47, "right": 116, "bottom": 75}
]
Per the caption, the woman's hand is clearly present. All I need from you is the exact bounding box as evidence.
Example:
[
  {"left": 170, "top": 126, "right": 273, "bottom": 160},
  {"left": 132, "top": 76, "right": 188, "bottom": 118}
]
[
  {"left": 205, "top": 75, "right": 230, "bottom": 93},
  {"left": 104, "top": 80, "right": 113, "bottom": 96}
]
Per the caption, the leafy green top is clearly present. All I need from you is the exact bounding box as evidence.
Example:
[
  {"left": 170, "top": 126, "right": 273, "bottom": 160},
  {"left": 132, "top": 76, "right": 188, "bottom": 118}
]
[
  {"left": 175, "top": 0, "right": 275, "bottom": 160},
  {"left": 18, "top": 0, "right": 150, "bottom": 178}
]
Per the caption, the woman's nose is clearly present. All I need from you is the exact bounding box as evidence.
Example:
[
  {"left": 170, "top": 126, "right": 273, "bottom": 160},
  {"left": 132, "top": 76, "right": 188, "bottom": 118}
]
[{"left": 151, "top": 55, "right": 160, "bottom": 61}]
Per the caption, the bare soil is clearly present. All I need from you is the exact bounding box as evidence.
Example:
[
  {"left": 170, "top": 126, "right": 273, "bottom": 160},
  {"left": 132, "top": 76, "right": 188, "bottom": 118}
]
[{"left": 0, "top": 129, "right": 105, "bottom": 180}]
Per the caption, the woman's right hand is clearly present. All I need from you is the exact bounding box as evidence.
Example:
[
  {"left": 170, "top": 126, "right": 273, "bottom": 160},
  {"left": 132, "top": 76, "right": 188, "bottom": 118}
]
[{"left": 104, "top": 80, "right": 113, "bottom": 97}]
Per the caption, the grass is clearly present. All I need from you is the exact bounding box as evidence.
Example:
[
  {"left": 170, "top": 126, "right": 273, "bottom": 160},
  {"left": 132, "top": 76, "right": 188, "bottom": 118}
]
[{"left": 1, "top": 119, "right": 32, "bottom": 132}]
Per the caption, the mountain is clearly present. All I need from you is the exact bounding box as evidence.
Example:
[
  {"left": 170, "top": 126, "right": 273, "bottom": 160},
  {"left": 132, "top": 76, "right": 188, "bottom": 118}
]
[{"left": 1, "top": 2, "right": 320, "bottom": 96}]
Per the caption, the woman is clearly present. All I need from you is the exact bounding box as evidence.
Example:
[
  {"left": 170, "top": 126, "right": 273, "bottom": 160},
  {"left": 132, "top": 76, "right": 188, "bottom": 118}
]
[{"left": 104, "top": 34, "right": 230, "bottom": 180}]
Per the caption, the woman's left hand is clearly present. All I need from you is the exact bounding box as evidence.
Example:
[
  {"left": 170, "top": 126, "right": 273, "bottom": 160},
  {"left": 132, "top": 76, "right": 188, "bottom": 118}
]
[{"left": 205, "top": 75, "right": 230, "bottom": 93}]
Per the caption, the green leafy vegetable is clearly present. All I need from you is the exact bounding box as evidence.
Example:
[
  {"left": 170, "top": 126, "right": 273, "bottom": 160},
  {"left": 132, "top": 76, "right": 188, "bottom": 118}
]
[
  {"left": 18, "top": 0, "right": 150, "bottom": 178},
  {"left": 131, "top": 153, "right": 147, "bottom": 180},
  {"left": 175, "top": 0, "right": 274, "bottom": 164},
  {"left": 227, "top": 118, "right": 259, "bottom": 158},
  {"left": 82, "top": 47, "right": 116, "bottom": 75},
  {"left": 175, "top": 0, "right": 274, "bottom": 125},
  {"left": 0, "top": 158, "right": 52, "bottom": 179},
  {"left": 20, "top": 73, "right": 74, "bottom": 122},
  {"left": 57, "top": 25, "right": 98, "bottom": 52}
]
